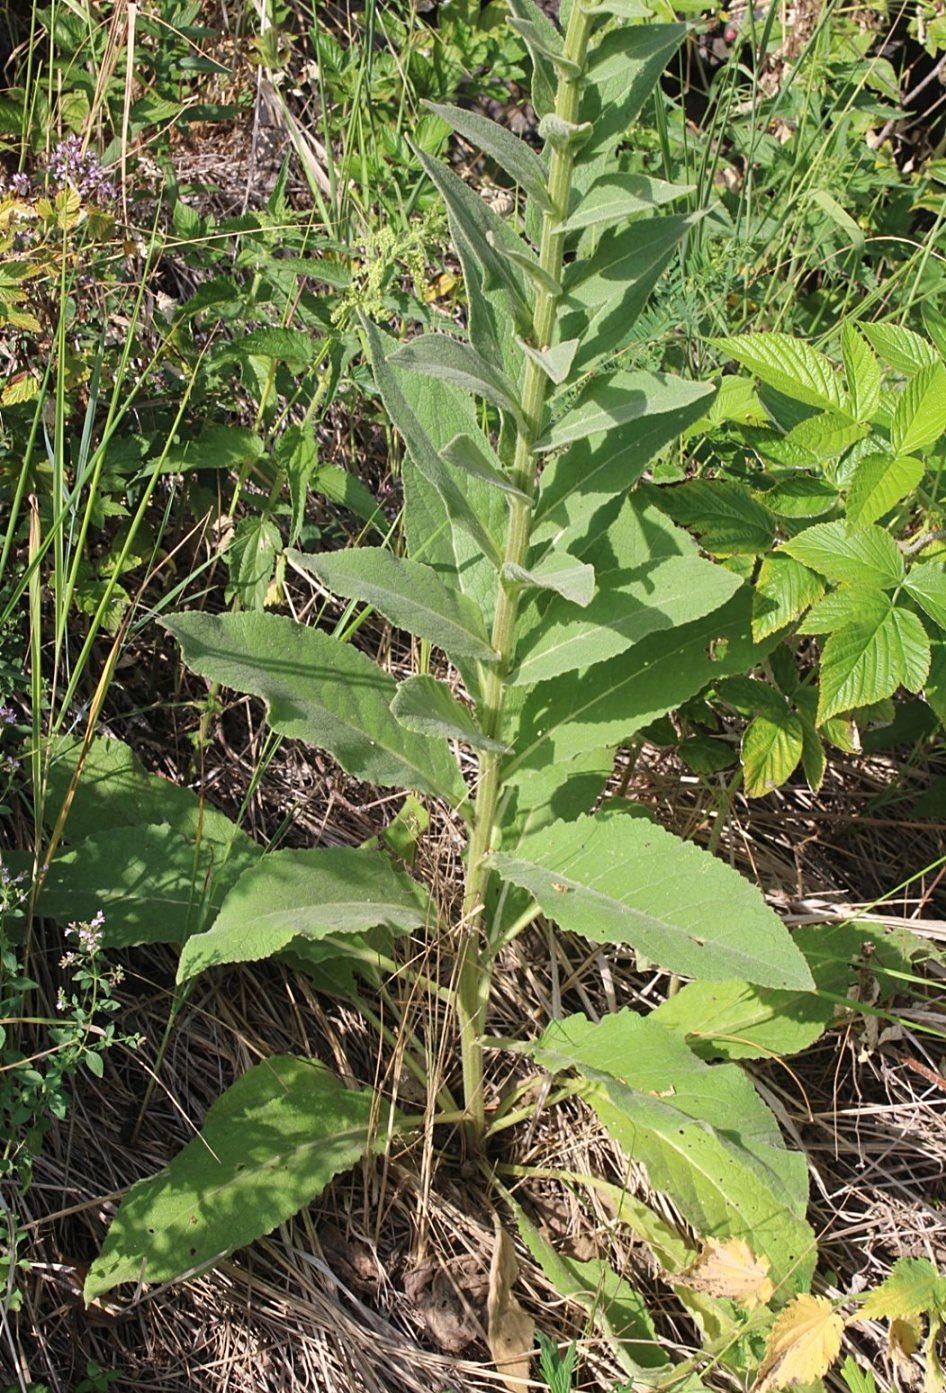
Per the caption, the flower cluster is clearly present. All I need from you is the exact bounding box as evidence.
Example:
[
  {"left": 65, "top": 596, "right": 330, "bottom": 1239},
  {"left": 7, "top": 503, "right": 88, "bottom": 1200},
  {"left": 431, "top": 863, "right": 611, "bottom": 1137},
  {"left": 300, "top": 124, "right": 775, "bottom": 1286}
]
[{"left": 45, "top": 136, "right": 117, "bottom": 205}]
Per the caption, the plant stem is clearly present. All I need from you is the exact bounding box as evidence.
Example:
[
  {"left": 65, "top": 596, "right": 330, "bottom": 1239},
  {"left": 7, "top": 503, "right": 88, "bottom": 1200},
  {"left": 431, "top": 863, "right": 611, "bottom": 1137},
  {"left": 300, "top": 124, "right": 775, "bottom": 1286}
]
[{"left": 455, "top": 3, "right": 593, "bottom": 1146}]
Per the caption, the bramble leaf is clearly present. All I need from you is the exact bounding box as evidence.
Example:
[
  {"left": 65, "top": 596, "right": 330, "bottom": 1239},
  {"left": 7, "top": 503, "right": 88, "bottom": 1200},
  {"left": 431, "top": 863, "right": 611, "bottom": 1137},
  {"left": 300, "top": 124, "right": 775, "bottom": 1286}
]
[
  {"left": 781, "top": 521, "right": 904, "bottom": 589},
  {"left": 713, "top": 333, "right": 852, "bottom": 416},
  {"left": 753, "top": 1295, "right": 844, "bottom": 1391},
  {"left": 817, "top": 606, "right": 931, "bottom": 723},
  {"left": 847, "top": 454, "right": 924, "bottom": 525}
]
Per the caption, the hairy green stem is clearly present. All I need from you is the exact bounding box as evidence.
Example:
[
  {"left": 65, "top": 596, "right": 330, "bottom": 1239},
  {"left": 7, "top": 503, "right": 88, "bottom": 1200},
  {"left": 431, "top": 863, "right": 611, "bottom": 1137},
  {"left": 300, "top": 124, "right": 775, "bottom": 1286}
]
[{"left": 456, "top": 4, "right": 593, "bottom": 1145}]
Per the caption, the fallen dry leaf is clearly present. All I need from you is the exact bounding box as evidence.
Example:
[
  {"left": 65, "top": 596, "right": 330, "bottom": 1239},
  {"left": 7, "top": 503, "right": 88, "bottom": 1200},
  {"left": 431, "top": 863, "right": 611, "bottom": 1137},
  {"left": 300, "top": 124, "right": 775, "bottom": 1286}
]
[
  {"left": 753, "top": 1294, "right": 844, "bottom": 1392},
  {"left": 679, "top": 1237, "right": 775, "bottom": 1310},
  {"left": 487, "top": 1222, "right": 535, "bottom": 1391}
]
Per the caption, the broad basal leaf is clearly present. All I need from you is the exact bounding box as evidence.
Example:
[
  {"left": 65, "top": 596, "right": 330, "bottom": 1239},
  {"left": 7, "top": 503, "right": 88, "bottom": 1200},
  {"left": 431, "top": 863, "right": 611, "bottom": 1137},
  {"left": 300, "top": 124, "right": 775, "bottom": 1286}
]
[
  {"left": 491, "top": 808, "right": 813, "bottom": 989},
  {"left": 391, "top": 674, "right": 507, "bottom": 753},
  {"left": 713, "top": 334, "right": 852, "bottom": 417},
  {"left": 817, "top": 605, "right": 931, "bottom": 724},
  {"left": 535, "top": 1012, "right": 814, "bottom": 1289},
  {"left": 753, "top": 1295, "right": 844, "bottom": 1391},
  {"left": 511, "top": 554, "right": 741, "bottom": 687},
  {"left": 84, "top": 1057, "right": 389, "bottom": 1300},
  {"left": 651, "top": 972, "right": 833, "bottom": 1064},
  {"left": 177, "top": 847, "right": 429, "bottom": 982},
  {"left": 287, "top": 547, "right": 496, "bottom": 662},
  {"left": 163, "top": 611, "right": 467, "bottom": 807},
  {"left": 781, "top": 520, "right": 904, "bottom": 589},
  {"left": 36, "top": 824, "right": 257, "bottom": 949}
]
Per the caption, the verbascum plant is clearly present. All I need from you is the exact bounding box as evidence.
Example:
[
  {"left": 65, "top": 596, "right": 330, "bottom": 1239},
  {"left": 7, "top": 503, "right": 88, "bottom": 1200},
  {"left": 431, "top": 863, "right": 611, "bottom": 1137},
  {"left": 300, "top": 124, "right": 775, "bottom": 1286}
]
[{"left": 34, "top": 4, "right": 917, "bottom": 1386}]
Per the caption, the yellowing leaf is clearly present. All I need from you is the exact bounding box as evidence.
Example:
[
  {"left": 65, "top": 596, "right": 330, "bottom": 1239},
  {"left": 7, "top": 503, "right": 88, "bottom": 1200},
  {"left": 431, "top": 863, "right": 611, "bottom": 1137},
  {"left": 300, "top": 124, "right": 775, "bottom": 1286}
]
[
  {"left": 1, "top": 372, "right": 39, "bottom": 406},
  {"left": 679, "top": 1238, "right": 774, "bottom": 1309},
  {"left": 487, "top": 1223, "right": 535, "bottom": 1391},
  {"left": 889, "top": 1314, "right": 922, "bottom": 1368},
  {"left": 858, "top": 1256, "right": 946, "bottom": 1322},
  {"left": 753, "top": 1294, "right": 844, "bottom": 1391}
]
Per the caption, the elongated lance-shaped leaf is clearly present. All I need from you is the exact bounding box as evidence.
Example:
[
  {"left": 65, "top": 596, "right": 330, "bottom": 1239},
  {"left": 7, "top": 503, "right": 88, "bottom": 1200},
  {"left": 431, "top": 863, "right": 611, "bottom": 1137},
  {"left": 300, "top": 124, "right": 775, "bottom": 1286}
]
[
  {"left": 177, "top": 847, "right": 430, "bottom": 982},
  {"left": 558, "top": 172, "right": 693, "bottom": 232},
  {"left": 506, "top": 0, "right": 558, "bottom": 116},
  {"left": 392, "top": 674, "right": 508, "bottom": 754},
  {"left": 442, "top": 432, "right": 529, "bottom": 500},
  {"left": 540, "top": 368, "right": 710, "bottom": 453},
  {"left": 362, "top": 316, "right": 502, "bottom": 567},
  {"left": 425, "top": 101, "right": 552, "bottom": 211},
  {"left": 85, "top": 1057, "right": 393, "bottom": 1300},
  {"left": 575, "top": 24, "right": 687, "bottom": 181},
  {"left": 534, "top": 1012, "right": 815, "bottom": 1290},
  {"left": 163, "top": 611, "right": 468, "bottom": 808},
  {"left": 503, "top": 551, "right": 596, "bottom": 607},
  {"left": 287, "top": 547, "right": 496, "bottom": 663},
  {"left": 391, "top": 334, "right": 524, "bottom": 426},
  {"left": 511, "top": 554, "right": 742, "bottom": 687},
  {"left": 413, "top": 149, "right": 532, "bottom": 331},
  {"left": 492, "top": 806, "right": 813, "bottom": 989},
  {"left": 506, "top": 588, "right": 774, "bottom": 775},
  {"left": 517, "top": 336, "right": 580, "bottom": 386}
]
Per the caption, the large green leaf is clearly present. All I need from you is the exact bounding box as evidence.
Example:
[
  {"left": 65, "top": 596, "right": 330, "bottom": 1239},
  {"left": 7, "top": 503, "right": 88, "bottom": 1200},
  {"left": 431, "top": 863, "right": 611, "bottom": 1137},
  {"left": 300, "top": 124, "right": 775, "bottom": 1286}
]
[
  {"left": 44, "top": 735, "right": 252, "bottom": 858},
  {"left": 559, "top": 217, "right": 696, "bottom": 372},
  {"left": 162, "top": 611, "right": 467, "bottom": 807},
  {"left": 362, "top": 317, "right": 502, "bottom": 571},
  {"left": 713, "top": 333, "right": 851, "bottom": 416},
  {"left": 577, "top": 24, "right": 686, "bottom": 176},
  {"left": 560, "top": 172, "right": 693, "bottom": 233},
  {"left": 391, "top": 674, "right": 506, "bottom": 753},
  {"left": 859, "top": 322, "right": 939, "bottom": 375},
  {"left": 391, "top": 334, "right": 523, "bottom": 425},
  {"left": 817, "top": 605, "right": 931, "bottom": 723},
  {"left": 846, "top": 454, "right": 924, "bottom": 525},
  {"left": 36, "top": 824, "right": 258, "bottom": 949},
  {"left": 905, "top": 561, "right": 946, "bottom": 631},
  {"left": 652, "top": 977, "right": 834, "bottom": 1064},
  {"left": 890, "top": 362, "right": 946, "bottom": 454},
  {"left": 534, "top": 1012, "right": 815, "bottom": 1290},
  {"left": 506, "top": 588, "right": 772, "bottom": 773},
  {"left": 177, "top": 847, "right": 429, "bottom": 982},
  {"left": 511, "top": 555, "right": 741, "bottom": 687},
  {"left": 491, "top": 808, "right": 814, "bottom": 989},
  {"left": 287, "top": 547, "right": 495, "bottom": 662},
  {"left": 425, "top": 101, "right": 551, "bottom": 210},
  {"left": 751, "top": 555, "right": 824, "bottom": 641},
  {"left": 541, "top": 369, "right": 708, "bottom": 453},
  {"left": 781, "top": 520, "right": 904, "bottom": 589},
  {"left": 85, "top": 1057, "right": 389, "bottom": 1299}
]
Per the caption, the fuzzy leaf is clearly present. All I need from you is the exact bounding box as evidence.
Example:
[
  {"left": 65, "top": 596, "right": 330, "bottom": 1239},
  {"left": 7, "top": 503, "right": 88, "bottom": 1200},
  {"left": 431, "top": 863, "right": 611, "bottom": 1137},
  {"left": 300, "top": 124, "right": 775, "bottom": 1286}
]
[
  {"left": 287, "top": 547, "right": 495, "bottom": 662},
  {"left": 506, "top": 0, "right": 558, "bottom": 117},
  {"left": 511, "top": 555, "right": 741, "bottom": 687},
  {"left": 391, "top": 674, "right": 507, "bottom": 753},
  {"left": 780, "top": 521, "right": 904, "bottom": 589},
  {"left": 441, "top": 432, "right": 529, "bottom": 500},
  {"left": 560, "top": 172, "right": 693, "bottom": 232},
  {"left": 578, "top": 24, "right": 687, "bottom": 172},
  {"left": 492, "top": 808, "right": 814, "bottom": 989},
  {"left": 391, "top": 333, "right": 523, "bottom": 424},
  {"left": 177, "top": 847, "right": 429, "bottom": 982},
  {"left": 518, "top": 337, "right": 580, "bottom": 386},
  {"left": 84, "top": 1057, "right": 387, "bottom": 1300},
  {"left": 847, "top": 454, "right": 924, "bottom": 525},
  {"left": 426, "top": 100, "right": 551, "bottom": 210},
  {"left": 34, "top": 825, "right": 257, "bottom": 950},
  {"left": 713, "top": 334, "right": 851, "bottom": 416},
  {"left": 163, "top": 611, "right": 467, "bottom": 806},
  {"left": 818, "top": 605, "right": 931, "bottom": 723},
  {"left": 541, "top": 368, "right": 708, "bottom": 452},
  {"left": 535, "top": 1012, "right": 814, "bottom": 1289},
  {"left": 504, "top": 551, "right": 596, "bottom": 607}
]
